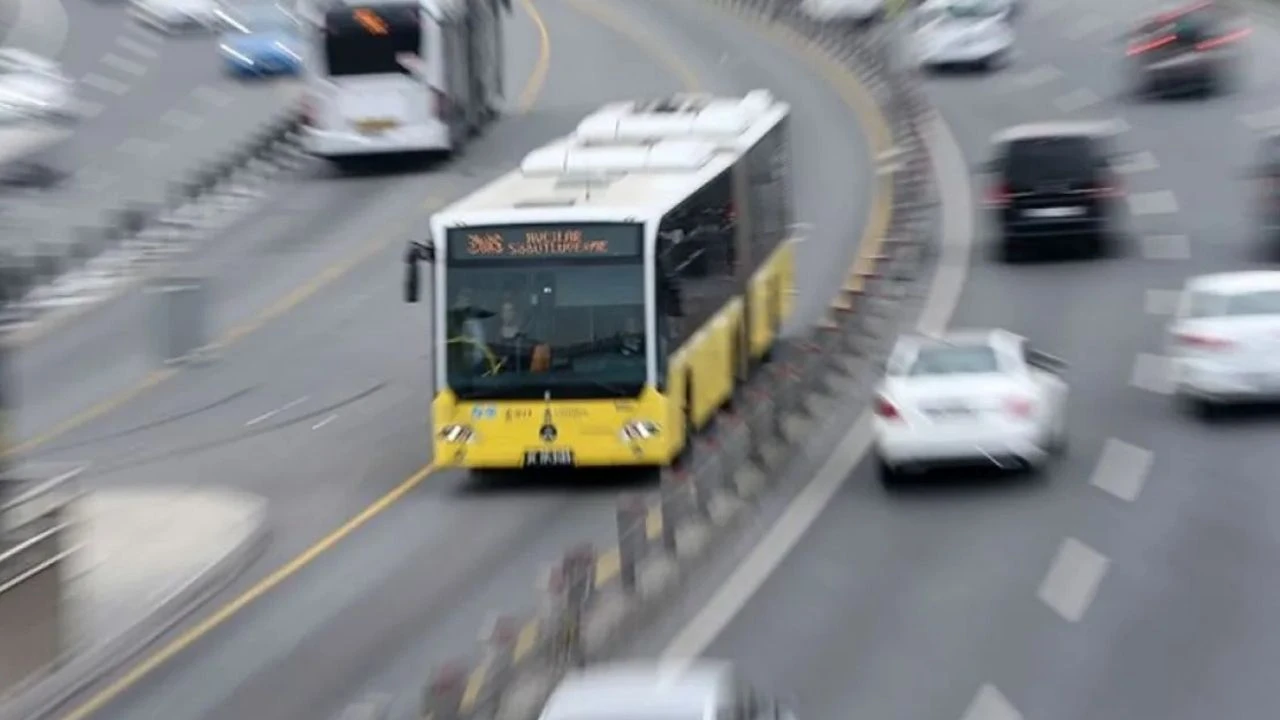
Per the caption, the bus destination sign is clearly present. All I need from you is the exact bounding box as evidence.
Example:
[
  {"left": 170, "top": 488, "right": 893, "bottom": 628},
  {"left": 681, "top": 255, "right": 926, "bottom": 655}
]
[{"left": 448, "top": 225, "right": 641, "bottom": 261}]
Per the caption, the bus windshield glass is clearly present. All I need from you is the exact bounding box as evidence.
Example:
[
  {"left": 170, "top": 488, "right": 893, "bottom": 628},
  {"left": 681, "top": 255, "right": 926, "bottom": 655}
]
[
  {"left": 323, "top": 4, "right": 420, "bottom": 77},
  {"left": 443, "top": 224, "right": 647, "bottom": 400}
]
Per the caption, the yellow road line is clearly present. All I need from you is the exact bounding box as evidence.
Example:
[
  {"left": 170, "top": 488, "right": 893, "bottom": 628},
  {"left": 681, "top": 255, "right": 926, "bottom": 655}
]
[
  {"left": 16, "top": 0, "right": 553, "bottom": 459},
  {"left": 512, "top": 619, "right": 541, "bottom": 662},
  {"left": 459, "top": 658, "right": 491, "bottom": 712},
  {"left": 54, "top": 0, "right": 553, "bottom": 715}
]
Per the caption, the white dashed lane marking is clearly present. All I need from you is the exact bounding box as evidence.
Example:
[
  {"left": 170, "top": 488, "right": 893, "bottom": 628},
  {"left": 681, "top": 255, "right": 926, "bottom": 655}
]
[
  {"left": 1141, "top": 233, "right": 1191, "bottom": 260},
  {"left": 1054, "top": 88, "right": 1100, "bottom": 112},
  {"left": 1038, "top": 537, "right": 1110, "bottom": 623},
  {"left": 1128, "top": 190, "right": 1179, "bottom": 215},
  {"left": 960, "top": 684, "right": 1023, "bottom": 720},
  {"left": 160, "top": 108, "right": 204, "bottom": 131},
  {"left": 245, "top": 396, "right": 310, "bottom": 427},
  {"left": 80, "top": 73, "right": 130, "bottom": 95},
  {"left": 1130, "top": 352, "right": 1174, "bottom": 394},
  {"left": 1114, "top": 151, "right": 1160, "bottom": 174},
  {"left": 1144, "top": 288, "right": 1181, "bottom": 315},
  {"left": 1239, "top": 107, "right": 1280, "bottom": 131},
  {"left": 1000, "top": 64, "right": 1062, "bottom": 91},
  {"left": 1089, "top": 438, "right": 1154, "bottom": 502},
  {"left": 100, "top": 53, "right": 148, "bottom": 76},
  {"left": 311, "top": 413, "right": 339, "bottom": 430},
  {"left": 192, "top": 85, "right": 234, "bottom": 108},
  {"left": 114, "top": 35, "right": 159, "bottom": 59}
]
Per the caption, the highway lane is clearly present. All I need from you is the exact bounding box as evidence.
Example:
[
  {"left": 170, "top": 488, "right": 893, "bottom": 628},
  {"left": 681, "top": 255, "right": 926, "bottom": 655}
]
[
  {"left": 616, "top": 2, "right": 1280, "bottom": 720},
  {"left": 33, "top": 0, "right": 881, "bottom": 718},
  {"left": 5, "top": 0, "right": 294, "bottom": 255}
]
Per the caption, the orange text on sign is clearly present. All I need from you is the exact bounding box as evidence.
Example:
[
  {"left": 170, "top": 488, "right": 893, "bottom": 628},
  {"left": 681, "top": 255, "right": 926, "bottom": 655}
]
[{"left": 353, "top": 8, "right": 389, "bottom": 34}]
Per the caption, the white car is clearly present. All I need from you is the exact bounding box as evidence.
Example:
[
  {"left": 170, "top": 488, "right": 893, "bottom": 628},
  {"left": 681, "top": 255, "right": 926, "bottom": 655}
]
[
  {"left": 539, "top": 662, "right": 796, "bottom": 720},
  {"left": 872, "top": 329, "right": 1069, "bottom": 485},
  {"left": 0, "top": 49, "right": 77, "bottom": 122},
  {"left": 129, "top": 0, "right": 223, "bottom": 32},
  {"left": 910, "top": 0, "right": 1015, "bottom": 70},
  {"left": 800, "top": 0, "right": 885, "bottom": 24},
  {"left": 1167, "top": 271, "right": 1280, "bottom": 418}
]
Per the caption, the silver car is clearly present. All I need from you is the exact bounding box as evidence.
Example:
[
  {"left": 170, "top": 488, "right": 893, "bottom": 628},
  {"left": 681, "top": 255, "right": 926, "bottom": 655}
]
[{"left": 128, "top": 0, "right": 223, "bottom": 32}]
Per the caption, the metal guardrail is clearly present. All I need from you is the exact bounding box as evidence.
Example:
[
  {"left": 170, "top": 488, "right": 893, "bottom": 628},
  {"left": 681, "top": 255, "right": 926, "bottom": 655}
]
[{"left": 338, "top": 4, "right": 939, "bottom": 720}]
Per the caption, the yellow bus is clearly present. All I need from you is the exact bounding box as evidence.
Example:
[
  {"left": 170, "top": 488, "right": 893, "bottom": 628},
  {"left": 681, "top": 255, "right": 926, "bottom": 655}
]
[{"left": 403, "top": 90, "right": 797, "bottom": 470}]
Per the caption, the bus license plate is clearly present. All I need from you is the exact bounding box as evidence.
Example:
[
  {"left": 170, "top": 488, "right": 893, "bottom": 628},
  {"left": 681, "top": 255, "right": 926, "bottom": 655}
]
[{"left": 524, "top": 450, "right": 574, "bottom": 467}]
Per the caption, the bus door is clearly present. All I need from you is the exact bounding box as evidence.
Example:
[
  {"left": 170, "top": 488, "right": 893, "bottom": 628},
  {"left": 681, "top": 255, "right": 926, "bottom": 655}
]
[
  {"left": 320, "top": 4, "right": 430, "bottom": 134},
  {"left": 440, "top": 15, "right": 471, "bottom": 135}
]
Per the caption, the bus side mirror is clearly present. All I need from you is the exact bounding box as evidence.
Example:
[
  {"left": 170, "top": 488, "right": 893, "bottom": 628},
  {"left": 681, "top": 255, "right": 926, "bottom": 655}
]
[{"left": 404, "top": 240, "right": 434, "bottom": 304}]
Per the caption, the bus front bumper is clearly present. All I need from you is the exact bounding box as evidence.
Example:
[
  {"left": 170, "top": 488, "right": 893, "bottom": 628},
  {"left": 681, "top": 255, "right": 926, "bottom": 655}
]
[
  {"left": 434, "top": 440, "right": 672, "bottom": 470},
  {"left": 302, "top": 124, "right": 450, "bottom": 158}
]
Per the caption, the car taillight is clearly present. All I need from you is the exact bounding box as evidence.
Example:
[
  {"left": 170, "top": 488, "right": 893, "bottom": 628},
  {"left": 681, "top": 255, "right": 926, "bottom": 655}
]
[
  {"left": 1196, "top": 28, "right": 1251, "bottom": 51},
  {"left": 1174, "top": 332, "right": 1233, "bottom": 350},
  {"left": 985, "top": 183, "right": 1011, "bottom": 207},
  {"left": 1127, "top": 34, "right": 1175, "bottom": 56},
  {"left": 874, "top": 396, "right": 900, "bottom": 420},
  {"left": 1005, "top": 397, "right": 1035, "bottom": 418}
]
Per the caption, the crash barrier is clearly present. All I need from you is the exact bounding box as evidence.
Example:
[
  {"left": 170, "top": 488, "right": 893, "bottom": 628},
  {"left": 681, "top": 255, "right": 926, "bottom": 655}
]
[
  {"left": 0, "top": 464, "right": 83, "bottom": 698},
  {"left": 0, "top": 104, "right": 308, "bottom": 329},
  {"left": 338, "top": 5, "right": 939, "bottom": 720}
]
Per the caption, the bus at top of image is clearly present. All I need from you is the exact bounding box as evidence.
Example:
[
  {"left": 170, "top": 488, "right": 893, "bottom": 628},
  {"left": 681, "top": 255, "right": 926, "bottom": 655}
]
[
  {"left": 402, "top": 90, "right": 798, "bottom": 471},
  {"left": 299, "top": 0, "right": 509, "bottom": 170}
]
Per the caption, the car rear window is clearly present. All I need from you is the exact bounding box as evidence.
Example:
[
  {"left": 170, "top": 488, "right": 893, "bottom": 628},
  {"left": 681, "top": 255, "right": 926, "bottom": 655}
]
[
  {"left": 1003, "top": 136, "right": 1097, "bottom": 186},
  {"left": 908, "top": 345, "right": 1001, "bottom": 375},
  {"left": 1188, "top": 290, "right": 1280, "bottom": 318}
]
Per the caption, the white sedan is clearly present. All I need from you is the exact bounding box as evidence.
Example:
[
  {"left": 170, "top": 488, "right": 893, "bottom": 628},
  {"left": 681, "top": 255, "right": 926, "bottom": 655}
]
[
  {"left": 539, "top": 662, "right": 796, "bottom": 720},
  {"left": 872, "top": 329, "right": 1069, "bottom": 485},
  {"left": 0, "top": 49, "right": 77, "bottom": 122},
  {"left": 910, "top": 0, "right": 1015, "bottom": 71},
  {"left": 129, "top": 0, "right": 223, "bottom": 32},
  {"left": 1168, "top": 271, "right": 1280, "bottom": 418}
]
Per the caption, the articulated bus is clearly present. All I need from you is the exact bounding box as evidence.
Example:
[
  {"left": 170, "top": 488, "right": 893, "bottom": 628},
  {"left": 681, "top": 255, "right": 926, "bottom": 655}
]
[
  {"left": 300, "top": 0, "right": 508, "bottom": 169},
  {"left": 403, "top": 91, "right": 797, "bottom": 470}
]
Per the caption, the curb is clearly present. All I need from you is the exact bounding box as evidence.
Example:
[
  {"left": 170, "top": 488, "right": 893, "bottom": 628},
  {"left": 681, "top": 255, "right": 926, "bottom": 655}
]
[
  {"left": 0, "top": 104, "right": 309, "bottom": 341},
  {"left": 341, "top": 3, "right": 939, "bottom": 720},
  {"left": 0, "top": 495, "right": 272, "bottom": 720}
]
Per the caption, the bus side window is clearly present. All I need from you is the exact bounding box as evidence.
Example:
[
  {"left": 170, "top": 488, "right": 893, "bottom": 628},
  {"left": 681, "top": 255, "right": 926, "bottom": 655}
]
[
  {"left": 657, "top": 170, "right": 737, "bottom": 348},
  {"left": 746, "top": 120, "right": 791, "bottom": 266}
]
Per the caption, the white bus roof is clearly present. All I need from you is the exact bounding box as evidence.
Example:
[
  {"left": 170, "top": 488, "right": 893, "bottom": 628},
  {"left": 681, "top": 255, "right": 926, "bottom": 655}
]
[
  {"left": 432, "top": 91, "right": 790, "bottom": 230},
  {"left": 572, "top": 90, "right": 779, "bottom": 149}
]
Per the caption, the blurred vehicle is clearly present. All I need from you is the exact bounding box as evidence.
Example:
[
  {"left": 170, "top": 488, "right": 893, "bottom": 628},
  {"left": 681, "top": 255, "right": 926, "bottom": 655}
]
[
  {"left": 980, "top": 121, "right": 1126, "bottom": 261},
  {"left": 872, "top": 329, "right": 1069, "bottom": 485},
  {"left": 0, "top": 49, "right": 77, "bottom": 122},
  {"left": 800, "top": 0, "right": 885, "bottom": 27},
  {"left": 1124, "top": 1, "right": 1249, "bottom": 98},
  {"left": 0, "top": 122, "right": 71, "bottom": 188},
  {"left": 909, "top": 0, "right": 1014, "bottom": 71},
  {"left": 301, "top": 0, "right": 509, "bottom": 165},
  {"left": 1167, "top": 271, "right": 1280, "bottom": 418},
  {"left": 539, "top": 662, "right": 796, "bottom": 720},
  {"left": 217, "top": 2, "right": 304, "bottom": 77},
  {"left": 1248, "top": 132, "right": 1280, "bottom": 243},
  {"left": 128, "top": 0, "right": 222, "bottom": 33}
]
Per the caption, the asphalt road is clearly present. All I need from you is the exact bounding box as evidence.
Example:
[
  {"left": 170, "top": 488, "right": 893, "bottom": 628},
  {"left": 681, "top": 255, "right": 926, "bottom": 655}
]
[
  {"left": 31, "top": 0, "right": 877, "bottom": 718},
  {"left": 3, "top": 0, "right": 294, "bottom": 251},
  {"left": 620, "top": 2, "right": 1280, "bottom": 720}
]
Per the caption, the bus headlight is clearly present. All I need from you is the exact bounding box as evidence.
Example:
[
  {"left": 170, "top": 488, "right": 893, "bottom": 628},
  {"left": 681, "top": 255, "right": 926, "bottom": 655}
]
[
  {"left": 439, "top": 424, "right": 476, "bottom": 444},
  {"left": 621, "top": 421, "right": 660, "bottom": 441}
]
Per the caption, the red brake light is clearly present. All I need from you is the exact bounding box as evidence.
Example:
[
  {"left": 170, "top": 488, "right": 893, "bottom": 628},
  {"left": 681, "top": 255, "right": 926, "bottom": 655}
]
[
  {"left": 1005, "top": 397, "right": 1035, "bottom": 418},
  {"left": 1127, "top": 34, "right": 1176, "bottom": 56},
  {"left": 874, "top": 396, "right": 900, "bottom": 420},
  {"left": 1174, "top": 332, "right": 1233, "bottom": 350},
  {"left": 1196, "top": 27, "right": 1251, "bottom": 50},
  {"left": 985, "top": 183, "right": 1011, "bottom": 207}
]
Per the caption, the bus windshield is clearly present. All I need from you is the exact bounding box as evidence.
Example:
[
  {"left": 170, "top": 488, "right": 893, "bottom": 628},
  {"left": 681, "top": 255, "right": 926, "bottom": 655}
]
[
  {"left": 442, "top": 224, "right": 647, "bottom": 400},
  {"left": 323, "top": 4, "right": 420, "bottom": 77}
]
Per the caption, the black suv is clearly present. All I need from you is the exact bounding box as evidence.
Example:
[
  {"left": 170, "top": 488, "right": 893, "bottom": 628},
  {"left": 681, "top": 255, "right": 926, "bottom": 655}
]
[
  {"left": 981, "top": 122, "right": 1124, "bottom": 262},
  {"left": 1125, "top": 3, "right": 1247, "bottom": 98}
]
